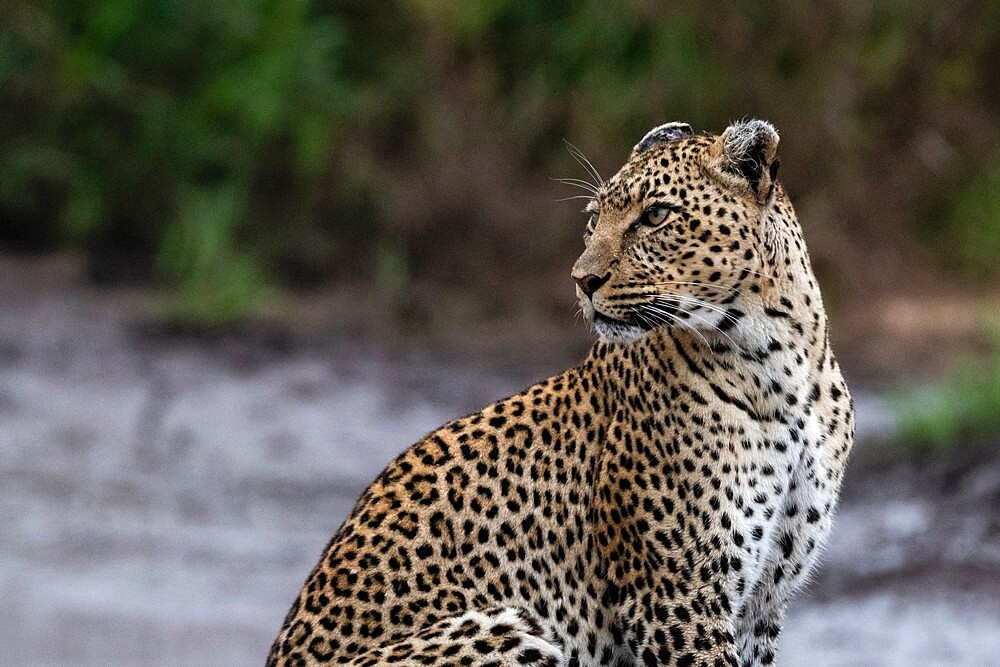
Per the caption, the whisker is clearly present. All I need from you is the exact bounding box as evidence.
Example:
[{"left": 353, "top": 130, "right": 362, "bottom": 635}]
[
  {"left": 565, "top": 143, "right": 603, "bottom": 187},
  {"left": 659, "top": 309, "right": 712, "bottom": 349},
  {"left": 636, "top": 306, "right": 666, "bottom": 332},
  {"left": 642, "top": 302, "right": 713, "bottom": 349},
  {"left": 675, "top": 303, "right": 741, "bottom": 350},
  {"left": 677, "top": 295, "right": 766, "bottom": 348},
  {"left": 552, "top": 177, "right": 600, "bottom": 194},
  {"left": 554, "top": 176, "right": 599, "bottom": 188},
  {"left": 656, "top": 293, "right": 731, "bottom": 318},
  {"left": 633, "top": 310, "right": 656, "bottom": 331},
  {"left": 652, "top": 294, "right": 741, "bottom": 350},
  {"left": 563, "top": 140, "right": 605, "bottom": 187},
  {"left": 730, "top": 265, "right": 777, "bottom": 282},
  {"left": 650, "top": 281, "right": 749, "bottom": 300},
  {"left": 660, "top": 303, "right": 735, "bottom": 349},
  {"left": 668, "top": 295, "right": 731, "bottom": 318}
]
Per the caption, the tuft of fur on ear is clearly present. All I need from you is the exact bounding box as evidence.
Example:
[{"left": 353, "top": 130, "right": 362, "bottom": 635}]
[
  {"left": 719, "top": 119, "right": 780, "bottom": 203},
  {"left": 631, "top": 122, "right": 693, "bottom": 156}
]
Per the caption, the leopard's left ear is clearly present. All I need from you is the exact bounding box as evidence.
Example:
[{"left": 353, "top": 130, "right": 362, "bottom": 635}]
[
  {"left": 713, "top": 119, "right": 780, "bottom": 204},
  {"left": 631, "top": 122, "right": 693, "bottom": 156}
]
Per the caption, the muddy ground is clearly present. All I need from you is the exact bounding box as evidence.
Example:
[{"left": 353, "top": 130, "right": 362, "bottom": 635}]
[{"left": 2, "top": 255, "right": 999, "bottom": 666}]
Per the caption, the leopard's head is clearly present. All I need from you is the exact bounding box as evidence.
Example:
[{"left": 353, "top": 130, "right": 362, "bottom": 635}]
[{"left": 572, "top": 119, "right": 789, "bottom": 344}]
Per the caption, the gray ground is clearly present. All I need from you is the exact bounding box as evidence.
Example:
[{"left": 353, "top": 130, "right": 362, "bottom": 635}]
[{"left": 2, "top": 257, "right": 999, "bottom": 666}]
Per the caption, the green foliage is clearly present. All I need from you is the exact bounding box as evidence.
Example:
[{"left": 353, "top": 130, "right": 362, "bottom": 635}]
[
  {"left": 1, "top": 2, "right": 999, "bottom": 323},
  {"left": 941, "top": 156, "right": 1000, "bottom": 279},
  {"left": 892, "top": 328, "right": 1000, "bottom": 450},
  {"left": 1, "top": 0, "right": 357, "bottom": 321},
  {"left": 156, "top": 181, "right": 271, "bottom": 324}
]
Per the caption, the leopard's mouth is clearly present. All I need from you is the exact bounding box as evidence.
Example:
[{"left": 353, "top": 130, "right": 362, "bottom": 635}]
[
  {"left": 593, "top": 301, "right": 678, "bottom": 332},
  {"left": 592, "top": 310, "right": 652, "bottom": 342},
  {"left": 594, "top": 311, "right": 644, "bottom": 328}
]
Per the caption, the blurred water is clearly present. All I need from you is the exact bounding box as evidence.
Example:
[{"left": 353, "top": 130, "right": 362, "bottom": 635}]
[{"left": 2, "top": 276, "right": 998, "bottom": 666}]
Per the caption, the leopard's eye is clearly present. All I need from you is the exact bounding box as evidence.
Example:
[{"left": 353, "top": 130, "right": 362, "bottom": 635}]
[
  {"left": 629, "top": 204, "right": 676, "bottom": 232},
  {"left": 584, "top": 211, "right": 598, "bottom": 237},
  {"left": 642, "top": 204, "right": 675, "bottom": 227}
]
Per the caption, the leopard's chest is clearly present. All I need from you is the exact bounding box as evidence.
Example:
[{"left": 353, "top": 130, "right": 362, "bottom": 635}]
[{"left": 722, "top": 404, "right": 833, "bottom": 614}]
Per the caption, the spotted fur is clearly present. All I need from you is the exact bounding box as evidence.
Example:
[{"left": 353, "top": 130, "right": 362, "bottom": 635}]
[{"left": 268, "top": 120, "right": 854, "bottom": 667}]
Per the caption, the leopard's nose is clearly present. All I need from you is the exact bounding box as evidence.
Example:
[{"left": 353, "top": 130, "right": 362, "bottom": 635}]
[{"left": 574, "top": 272, "right": 610, "bottom": 297}]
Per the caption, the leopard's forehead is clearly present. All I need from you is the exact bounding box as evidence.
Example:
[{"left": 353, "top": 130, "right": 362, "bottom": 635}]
[{"left": 599, "top": 134, "right": 716, "bottom": 210}]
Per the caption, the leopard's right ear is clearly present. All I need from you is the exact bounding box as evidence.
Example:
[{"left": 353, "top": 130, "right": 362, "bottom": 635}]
[
  {"left": 710, "top": 119, "right": 780, "bottom": 204},
  {"left": 631, "top": 122, "right": 693, "bottom": 156}
]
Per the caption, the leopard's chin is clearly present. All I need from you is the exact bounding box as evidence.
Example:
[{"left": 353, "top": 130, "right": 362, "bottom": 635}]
[{"left": 592, "top": 312, "right": 651, "bottom": 343}]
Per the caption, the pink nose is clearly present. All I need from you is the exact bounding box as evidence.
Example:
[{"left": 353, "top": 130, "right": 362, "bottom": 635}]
[{"left": 575, "top": 273, "right": 609, "bottom": 297}]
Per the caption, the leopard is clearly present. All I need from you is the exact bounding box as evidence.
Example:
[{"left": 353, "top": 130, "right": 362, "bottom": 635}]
[{"left": 268, "top": 119, "right": 854, "bottom": 667}]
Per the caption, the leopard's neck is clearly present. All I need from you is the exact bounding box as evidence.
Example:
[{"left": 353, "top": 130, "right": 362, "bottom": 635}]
[{"left": 584, "top": 301, "right": 829, "bottom": 429}]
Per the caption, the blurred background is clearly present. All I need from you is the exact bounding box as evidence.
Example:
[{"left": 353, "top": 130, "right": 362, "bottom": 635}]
[{"left": 2, "top": 1, "right": 1000, "bottom": 665}]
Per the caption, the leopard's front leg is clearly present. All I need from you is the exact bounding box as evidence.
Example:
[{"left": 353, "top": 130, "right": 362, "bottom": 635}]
[{"left": 618, "top": 587, "right": 740, "bottom": 667}]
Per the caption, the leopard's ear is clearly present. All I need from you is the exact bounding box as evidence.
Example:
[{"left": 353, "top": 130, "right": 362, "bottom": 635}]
[
  {"left": 631, "top": 122, "right": 693, "bottom": 156},
  {"left": 713, "top": 119, "right": 780, "bottom": 203}
]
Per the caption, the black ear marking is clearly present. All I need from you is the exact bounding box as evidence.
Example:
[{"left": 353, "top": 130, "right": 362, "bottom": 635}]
[
  {"left": 632, "top": 122, "right": 694, "bottom": 156},
  {"left": 767, "top": 158, "right": 781, "bottom": 198},
  {"left": 720, "top": 119, "right": 780, "bottom": 202},
  {"left": 729, "top": 134, "right": 771, "bottom": 190}
]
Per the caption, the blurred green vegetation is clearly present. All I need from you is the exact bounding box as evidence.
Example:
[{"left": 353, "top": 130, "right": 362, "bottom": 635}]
[
  {"left": 1, "top": 1, "right": 999, "bottom": 324},
  {"left": 892, "top": 325, "right": 1000, "bottom": 450}
]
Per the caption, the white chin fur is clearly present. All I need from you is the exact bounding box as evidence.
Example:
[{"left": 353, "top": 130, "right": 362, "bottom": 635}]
[{"left": 594, "top": 318, "right": 647, "bottom": 344}]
